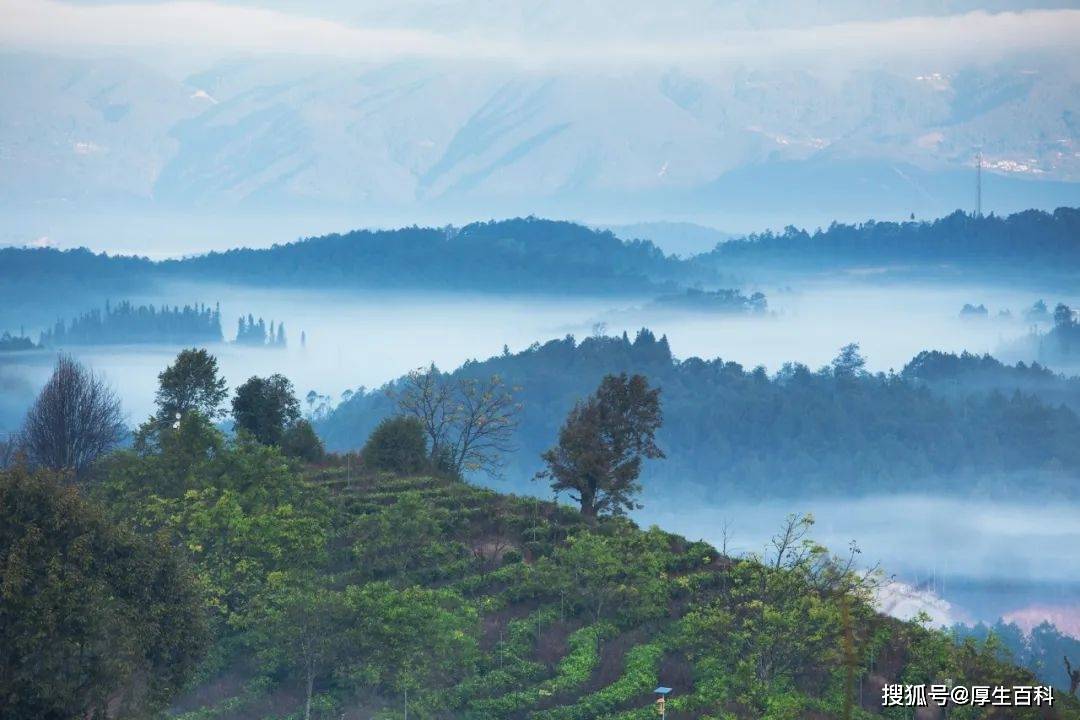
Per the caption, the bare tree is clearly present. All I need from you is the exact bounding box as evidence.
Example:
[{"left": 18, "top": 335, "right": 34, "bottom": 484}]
[
  {"left": 396, "top": 366, "right": 520, "bottom": 478},
  {"left": 719, "top": 519, "right": 733, "bottom": 559},
  {"left": 21, "top": 354, "right": 126, "bottom": 477},
  {"left": 397, "top": 364, "right": 457, "bottom": 461},
  {"left": 451, "top": 375, "right": 521, "bottom": 477},
  {"left": 768, "top": 512, "right": 817, "bottom": 571}
]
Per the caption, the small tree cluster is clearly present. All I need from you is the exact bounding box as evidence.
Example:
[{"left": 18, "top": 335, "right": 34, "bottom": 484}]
[
  {"left": 227, "top": 373, "right": 323, "bottom": 461},
  {"left": 141, "top": 351, "right": 323, "bottom": 462},
  {"left": 236, "top": 314, "right": 287, "bottom": 348}
]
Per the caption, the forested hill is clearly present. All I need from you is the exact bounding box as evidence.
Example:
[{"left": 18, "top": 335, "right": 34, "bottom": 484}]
[
  {"left": 902, "top": 350, "right": 1080, "bottom": 411},
  {"left": 0, "top": 219, "right": 690, "bottom": 301},
  {"left": 164, "top": 218, "right": 689, "bottom": 292},
  {"left": 0, "top": 246, "right": 153, "bottom": 306},
  {"left": 6, "top": 352, "right": 1079, "bottom": 719},
  {"left": 4, "top": 210, "right": 1080, "bottom": 304},
  {"left": 317, "top": 332, "right": 1080, "bottom": 498},
  {"left": 693, "top": 207, "right": 1080, "bottom": 271}
]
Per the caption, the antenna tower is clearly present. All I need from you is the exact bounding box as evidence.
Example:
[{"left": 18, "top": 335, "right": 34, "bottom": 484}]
[{"left": 975, "top": 150, "right": 982, "bottom": 218}]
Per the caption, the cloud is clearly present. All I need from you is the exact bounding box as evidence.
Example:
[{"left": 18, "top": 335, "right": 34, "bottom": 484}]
[
  {"left": 1002, "top": 604, "right": 1080, "bottom": 639},
  {"left": 0, "top": 0, "right": 513, "bottom": 63},
  {"left": 0, "top": 0, "right": 1077, "bottom": 71}
]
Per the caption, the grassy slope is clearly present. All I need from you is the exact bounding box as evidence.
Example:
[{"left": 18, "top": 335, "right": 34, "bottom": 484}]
[{"left": 176, "top": 467, "right": 1080, "bottom": 720}]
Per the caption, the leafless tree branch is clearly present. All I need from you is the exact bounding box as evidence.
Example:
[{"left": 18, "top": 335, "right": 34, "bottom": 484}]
[
  {"left": 20, "top": 354, "right": 126, "bottom": 479},
  {"left": 396, "top": 366, "right": 521, "bottom": 478}
]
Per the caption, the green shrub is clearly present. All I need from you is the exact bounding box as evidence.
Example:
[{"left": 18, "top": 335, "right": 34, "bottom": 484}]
[
  {"left": 533, "top": 639, "right": 666, "bottom": 720},
  {"left": 361, "top": 415, "right": 429, "bottom": 474},
  {"left": 281, "top": 418, "right": 325, "bottom": 462},
  {"left": 467, "top": 622, "right": 616, "bottom": 717}
]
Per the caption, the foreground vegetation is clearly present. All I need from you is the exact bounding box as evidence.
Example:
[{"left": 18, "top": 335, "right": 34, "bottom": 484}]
[{"left": 5, "top": 428, "right": 1078, "bottom": 718}]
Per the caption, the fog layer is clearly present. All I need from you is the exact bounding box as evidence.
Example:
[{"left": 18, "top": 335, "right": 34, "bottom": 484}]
[{"left": 3, "top": 277, "right": 1075, "bottom": 425}]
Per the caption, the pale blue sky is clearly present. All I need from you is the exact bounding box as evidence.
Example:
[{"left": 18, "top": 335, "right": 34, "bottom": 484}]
[{"left": 3, "top": 0, "right": 1078, "bottom": 72}]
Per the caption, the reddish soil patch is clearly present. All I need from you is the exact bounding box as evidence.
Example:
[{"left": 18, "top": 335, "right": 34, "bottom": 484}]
[
  {"left": 169, "top": 672, "right": 248, "bottom": 713},
  {"left": 590, "top": 627, "right": 651, "bottom": 692},
  {"left": 658, "top": 650, "right": 694, "bottom": 694},
  {"left": 633, "top": 650, "right": 696, "bottom": 718},
  {"left": 219, "top": 684, "right": 304, "bottom": 720},
  {"left": 860, "top": 622, "right": 910, "bottom": 714},
  {"left": 536, "top": 619, "right": 580, "bottom": 667},
  {"left": 480, "top": 600, "right": 542, "bottom": 652}
]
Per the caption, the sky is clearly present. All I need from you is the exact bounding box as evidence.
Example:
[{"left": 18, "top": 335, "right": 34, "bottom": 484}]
[{"left": 2, "top": 0, "right": 1079, "bottom": 73}]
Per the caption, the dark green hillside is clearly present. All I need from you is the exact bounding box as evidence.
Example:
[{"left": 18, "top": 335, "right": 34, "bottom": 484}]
[
  {"left": 61, "top": 421, "right": 1077, "bottom": 720},
  {"left": 0, "top": 219, "right": 694, "bottom": 330},
  {"left": 5, "top": 210, "right": 1080, "bottom": 322},
  {"left": 318, "top": 332, "right": 1080, "bottom": 498},
  {"left": 693, "top": 208, "right": 1080, "bottom": 272},
  {"left": 902, "top": 350, "right": 1080, "bottom": 412},
  {"left": 0, "top": 246, "right": 152, "bottom": 292},
  {"left": 159, "top": 217, "right": 688, "bottom": 293},
  {"left": 0, "top": 247, "right": 155, "bottom": 328}
]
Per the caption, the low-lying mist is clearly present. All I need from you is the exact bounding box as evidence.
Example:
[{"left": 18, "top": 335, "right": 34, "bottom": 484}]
[
  {"left": 642, "top": 493, "right": 1080, "bottom": 628},
  {"left": 2, "top": 276, "right": 1074, "bottom": 427}
]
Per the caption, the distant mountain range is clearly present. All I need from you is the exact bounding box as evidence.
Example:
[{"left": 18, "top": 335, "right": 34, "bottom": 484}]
[{"left": 2, "top": 48, "right": 1078, "bottom": 250}]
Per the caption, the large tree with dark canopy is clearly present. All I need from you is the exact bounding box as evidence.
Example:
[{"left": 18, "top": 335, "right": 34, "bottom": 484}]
[
  {"left": 155, "top": 347, "right": 228, "bottom": 422},
  {"left": 537, "top": 372, "right": 664, "bottom": 517},
  {"left": 280, "top": 418, "right": 325, "bottom": 463},
  {"left": 231, "top": 373, "right": 301, "bottom": 446},
  {"left": 0, "top": 467, "right": 208, "bottom": 719},
  {"left": 20, "top": 354, "right": 125, "bottom": 478}
]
